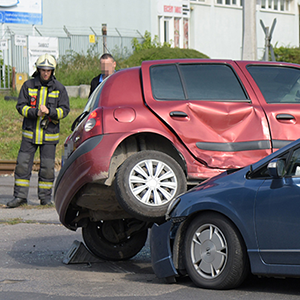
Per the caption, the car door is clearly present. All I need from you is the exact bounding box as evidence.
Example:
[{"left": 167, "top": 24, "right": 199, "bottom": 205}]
[
  {"left": 238, "top": 61, "right": 300, "bottom": 150},
  {"left": 255, "top": 147, "right": 300, "bottom": 265},
  {"left": 141, "top": 59, "right": 271, "bottom": 170}
]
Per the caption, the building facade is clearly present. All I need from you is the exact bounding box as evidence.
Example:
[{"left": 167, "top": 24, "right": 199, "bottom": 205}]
[
  {"left": 157, "top": 0, "right": 299, "bottom": 60},
  {"left": 3, "top": 0, "right": 300, "bottom": 61}
]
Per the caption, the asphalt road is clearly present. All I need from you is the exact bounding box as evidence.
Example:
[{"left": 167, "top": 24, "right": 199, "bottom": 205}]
[{"left": 1, "top": 173, "right": 300, "bottom": 299}]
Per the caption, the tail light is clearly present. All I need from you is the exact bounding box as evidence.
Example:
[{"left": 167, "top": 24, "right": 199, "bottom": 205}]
[{"left": 82, "top": 107, "right": 103, "bottom": 139}]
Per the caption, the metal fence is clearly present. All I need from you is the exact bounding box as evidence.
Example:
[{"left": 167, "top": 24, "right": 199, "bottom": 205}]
[{"left": 0, "top": 33, "right": 142, "bottom": 90}]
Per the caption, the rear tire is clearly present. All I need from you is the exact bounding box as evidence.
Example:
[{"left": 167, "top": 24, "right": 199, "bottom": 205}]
[
  {"left": 82, "top": 219, "right": 148, "bottom": 261},
  {"left": 115, "top": 150, "right": 186, "bottom": 221}
]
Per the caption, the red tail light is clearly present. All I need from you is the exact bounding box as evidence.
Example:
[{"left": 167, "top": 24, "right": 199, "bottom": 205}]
[{"left": 82, "top": 107, "right": 103, "bottom": 138}]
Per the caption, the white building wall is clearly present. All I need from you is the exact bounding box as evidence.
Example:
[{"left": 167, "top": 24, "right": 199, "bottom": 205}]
[
  {"left": 189, "top": 3, "right": 243, "bottom": 59},
  {"left": 189, "top": 1, "right": 299, "bottom": 60}
]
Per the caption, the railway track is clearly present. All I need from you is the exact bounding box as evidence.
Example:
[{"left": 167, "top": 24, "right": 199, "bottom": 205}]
[
  {"left": 0, "top": 160, "right": 16, "bottom": 175},
  {"left": 0, "top": 160, "right": 61, "bottom": 175}
]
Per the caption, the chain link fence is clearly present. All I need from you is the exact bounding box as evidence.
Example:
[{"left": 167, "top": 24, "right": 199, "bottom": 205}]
[{"left": 0, "top": 31, "right": 143, "bottom": 90}]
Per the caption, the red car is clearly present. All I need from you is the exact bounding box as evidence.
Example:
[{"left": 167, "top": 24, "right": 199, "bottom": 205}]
[{"left": 54, "top": 59, "right": 300, "bottom": 260}]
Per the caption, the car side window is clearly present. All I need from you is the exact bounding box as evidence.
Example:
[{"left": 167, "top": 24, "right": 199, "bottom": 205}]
[
  {"left": 286, "top": 148, "right": 300, "bottom": 177},
  {"left": 249, "top": 152, "right": 289, "bottom": 179},
  {"left": 179, "top": 64, "right": 248, "bottom": 101},
  {"left": 247, "top": 66, "right": 300, "bottom": 104},
  {"left": 150, "top": 65, "right": 185, "bottom": 100}
]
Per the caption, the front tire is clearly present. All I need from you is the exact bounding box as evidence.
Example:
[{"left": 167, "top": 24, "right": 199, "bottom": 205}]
[
  {"left": 184, "top": 213, "right": 249, "bottom": 290},
  {"left": 82, "top": 219, "right": 148, "bottom": 261},
  {"left": 115, "top": 150, "right": 186, "bottom": 221}
]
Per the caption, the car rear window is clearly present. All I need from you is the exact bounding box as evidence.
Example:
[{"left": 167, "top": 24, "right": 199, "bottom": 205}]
[
  {"left": 180, "top": 64, "right": 247, "bottom": 100},
  {"left": 150, "top": 63, "right": 248, "bottom": 101},
  {"left": 150, "top": 64, "right": 185, "bottom": 100},
  {"left": 247, "top": 65, "right": 300, "bottom": 104}
]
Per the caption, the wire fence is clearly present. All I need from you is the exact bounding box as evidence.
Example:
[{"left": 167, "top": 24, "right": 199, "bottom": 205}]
[{"left": 0, "top": 32, "right": 143, "bottom": 90}]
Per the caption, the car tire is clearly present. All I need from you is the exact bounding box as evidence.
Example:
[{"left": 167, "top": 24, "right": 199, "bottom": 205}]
[
  {"left": 184, "top": 213, "right": 249, "bottom": 290},
  {"left": 82, "top": 219, "right": 148, "bottom": 261},
  {"left": 115, "top": 150, "right": 187, "bottom": 221}
]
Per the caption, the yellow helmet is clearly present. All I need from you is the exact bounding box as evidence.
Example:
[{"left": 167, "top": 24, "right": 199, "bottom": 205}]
[{"left": 36, "top": 54, "right": 56, "bottom": 70}]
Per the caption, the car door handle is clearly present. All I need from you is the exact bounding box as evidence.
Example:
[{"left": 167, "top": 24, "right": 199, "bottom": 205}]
[
  {"left": 170, "top": 111, "right": 188, "bottom": 118},
  {"left": 276, "top": 114, "right": 295, "bottom": 120}
]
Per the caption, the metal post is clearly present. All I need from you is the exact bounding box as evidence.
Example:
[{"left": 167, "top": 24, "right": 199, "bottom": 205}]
[
  {"left": 102, "top": 23, "right": 107, "bottom": 54},
  {"left": 264, "top": 26, "right": 269, "bottom": 61},
  {"left": 260, "top": 19, "right": 277, "bottom": 61}
]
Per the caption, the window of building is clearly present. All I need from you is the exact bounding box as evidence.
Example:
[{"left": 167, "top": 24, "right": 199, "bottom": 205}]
[
  {"left": 261, "top": 0, "right": 290, "bottom": 12},
  {"left": 215, "top": 0, "right": 242, "bottom": 5}
]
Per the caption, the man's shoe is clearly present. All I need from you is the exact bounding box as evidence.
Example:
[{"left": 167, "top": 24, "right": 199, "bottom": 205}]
[
  {"left": 6, "top": 197, "right": 27, "bottom": 208},
  {"left": 40, "top": 199, "right": 53, "bottom": 206}
]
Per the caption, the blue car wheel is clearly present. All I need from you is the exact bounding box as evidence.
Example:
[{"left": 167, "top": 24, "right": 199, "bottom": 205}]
[{"left": 183, "top": 213, "right": 249, "bottom": 289}]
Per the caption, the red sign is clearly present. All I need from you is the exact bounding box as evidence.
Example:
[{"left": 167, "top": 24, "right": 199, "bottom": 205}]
[
  {"left": 175, "top": 6, "right": 182, "bottom": 14},
  {"left": 164, "top": 5, "right": 173, "bottom": 13}
]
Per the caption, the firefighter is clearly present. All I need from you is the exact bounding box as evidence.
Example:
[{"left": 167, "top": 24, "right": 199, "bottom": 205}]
[{"left": 6, "top": 53, "right": 70, "bottom": 208}]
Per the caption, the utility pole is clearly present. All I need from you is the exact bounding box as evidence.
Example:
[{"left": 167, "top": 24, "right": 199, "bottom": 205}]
[{"left": 242, "top": 0, "right": 257, "bottom": 60}]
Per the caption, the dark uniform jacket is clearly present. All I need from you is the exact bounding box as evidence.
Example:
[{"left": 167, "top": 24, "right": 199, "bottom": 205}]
[{"left": 16, "top": 73, "right": 70, "bottom": 145}]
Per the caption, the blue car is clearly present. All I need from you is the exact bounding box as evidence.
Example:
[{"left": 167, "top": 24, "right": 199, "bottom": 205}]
[{"left": 150, "top": 139, "right": 300, "bottom": 290}]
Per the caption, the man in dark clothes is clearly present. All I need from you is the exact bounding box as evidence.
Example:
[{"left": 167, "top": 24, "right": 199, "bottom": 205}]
[{"left": 89, "top": 53, "right": 116, "bottom": 97}]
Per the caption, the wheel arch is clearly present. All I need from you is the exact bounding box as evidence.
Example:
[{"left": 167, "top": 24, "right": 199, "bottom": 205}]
[{"left": 105, "top": 132, "right": 187, "bottom": 186}]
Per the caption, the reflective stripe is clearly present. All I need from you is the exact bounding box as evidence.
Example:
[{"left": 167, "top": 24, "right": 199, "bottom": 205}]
[
  {"left": 45, "top": 133, "right": 59, "bottom": 141},
  {"left": 15, "top": 179, "right": 30, "bottom": 187},
  {"left": 38, "top": 181, "right": 53, "bottom": 189},
  {"left": 22, "top": 130, "right": 33, "bottom": 139},
  {"left": 35, "top": 86, "right": 47, "bottom": 144},
  {"left": 22, "top": 105, "right": 31, "bottom": 117},
  {"left": 28, "top": 88, "right": 38, "bottom": 96},
  {"left": 49, "top": 91, "right": 59, "bottom": 98},
  {"left": 56, "top": 107, "right": 63, "bottom": 119}
]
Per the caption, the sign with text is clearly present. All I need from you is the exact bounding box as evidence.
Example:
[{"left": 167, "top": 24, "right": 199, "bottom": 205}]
[
  {"left": 28, "top": 36, "right": 58, "bottom": 76},
  {"left": 15, "top": 34, "right": 26, "bottom": 46},
  {"left": 0, "top": 0, "right": 42, "bottom": 24},
  {"left": 0, "top": 39, "right": 7, "bottom": 50},
  {"left": 157, "top": 0, "right": 189, "bottom": 17}
]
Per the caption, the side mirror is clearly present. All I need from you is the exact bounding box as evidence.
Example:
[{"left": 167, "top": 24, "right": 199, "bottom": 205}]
[{"left": 267, "top": 158, "right": 286, "bottom": 179}]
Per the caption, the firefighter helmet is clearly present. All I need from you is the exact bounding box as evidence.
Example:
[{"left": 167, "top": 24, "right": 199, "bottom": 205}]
[{"left": 36, "top": 54, "right": 56, "bottom": 70}]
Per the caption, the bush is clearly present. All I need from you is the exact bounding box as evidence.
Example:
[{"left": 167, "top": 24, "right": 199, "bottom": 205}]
[
  {"left": 55, "top": 50, "right": 101, "bottom": 86},
  {"left": 120, "top": 47, "right": 210, "bottom": 68},
  {"left": 274, "top": 46, "right": 300, "bottom": 64}
]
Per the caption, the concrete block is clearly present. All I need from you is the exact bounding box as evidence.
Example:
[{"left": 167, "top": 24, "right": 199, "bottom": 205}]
[
  {"left": 79, "top": 84, "right": 90, "bottom": 99},
  {"left": 65, "top": 86, "right": 79, "bottom": 98}
]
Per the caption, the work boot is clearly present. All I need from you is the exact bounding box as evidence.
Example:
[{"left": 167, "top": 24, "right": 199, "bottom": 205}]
[
  {"left": 40, "top": 199, "right": 53, "bottom": 206},
  {"left": 6, "top": 197, "right": 27, "bottom": 208}
]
